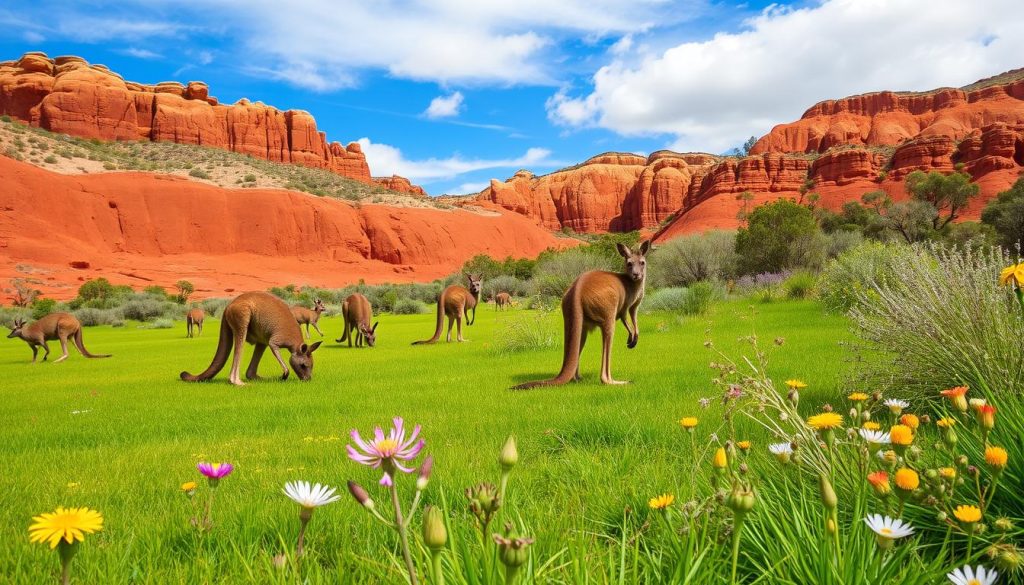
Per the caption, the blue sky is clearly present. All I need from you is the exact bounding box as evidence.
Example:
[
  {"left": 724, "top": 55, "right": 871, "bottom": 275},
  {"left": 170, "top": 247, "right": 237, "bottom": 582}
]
[{"left": 1, "top": 0, "right": 1022, "bottom": 195}]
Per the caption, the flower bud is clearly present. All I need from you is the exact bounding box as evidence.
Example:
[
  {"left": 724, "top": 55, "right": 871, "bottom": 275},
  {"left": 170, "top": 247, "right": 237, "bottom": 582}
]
[
  {"left": 994, "top": 517, "right": 1014, "bottom": 532},
  {"left": 713, "top": 447, "right": 728, "bottom": 470},
  {"left": 422, "top": 505, "right": 447, "bottom": 551},
  {"left": 466, "top": 483, "right": 501, "bottom": 524},
  {"left": 416, "top": 455, "right": 433, "bottom": 491},
  {"left": 499, "top": 435, "right": 519, "bottom": 472},
  {"left": 936, "top": 511, "right": 947, "bottom": 523},
  {"left": 727, "top": 487, "right": 756, "bottom": 514},
  {"left": 819, "top": 474, "right": 837, "bottom": 511},
  {"left": 493, "top": 523, "right": 534, "bottom": 569},
  {"left": 347, "top": 480, "right": 374, "bottom": 510},
  {"left": 977, "top": 405, "right": 996, "bottom": 430},
  {"left": 957, "top": 455, "right": 969, "bottom": 467},
  {"left": 988, "top": 543, "right": 1023, "bottom": 573}
]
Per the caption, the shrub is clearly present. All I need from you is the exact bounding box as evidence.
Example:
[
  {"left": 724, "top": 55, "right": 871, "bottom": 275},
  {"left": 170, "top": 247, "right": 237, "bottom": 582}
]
[
  {"left": 73, "top": 307, "right": 124, "bottom": 326},
  {"left": 531, "top": 248, "right": 618, "bottom": 299},
  {"left": 492, "top": 311, "right": 557, "bottom": 355},
  {"left": 736, "top": 199, "right": 824, "bottom": 274},
  {"left": 43, "top": 154, "right": 57, "bottom": 164},
  {"left": 30, "top": 298, "right": 57, "bottom": 320},
  {"left": 200, "top": 297, "right": 230, "bottom": 318},
  {"left": 641, "top": 287, "right": 690, "bottom": 313},
  {"left": 0, "top": 306, "right": 32, "bottom": 327},
  {"left": 644, "top": 283, "right": 721, "bottom": 315},
  {"left": 680, "top": 281, "right": 719, "bottom": 315},
  {"left": 782, "top": 272, "right": 816, "bottom": 299},
  {"left": 648, "top": 231, "right": 737, "bottom": 288},
  {"left": 980, "top": 177, "right": 1024, "bottom": 249},
  {"left": 733, "top": 271, "right": 790, "bottom": 296},
  {"left": 817, "top": 241, "right": 916, "bottom": 313},
  {"left": 188, "top": 168, "right": 210, "bottom": 179},
  {"left": 484, "top": 275, "right": 529, "bottom": 299},
  {"left": 823, "top": 229, "right": 863, "bottom": 259},
  {"left": 392, "top": 298, "right": 428, "bottom": 315},
  {"left": 122, "top": 297, "right": 173, "bottom": 321}
]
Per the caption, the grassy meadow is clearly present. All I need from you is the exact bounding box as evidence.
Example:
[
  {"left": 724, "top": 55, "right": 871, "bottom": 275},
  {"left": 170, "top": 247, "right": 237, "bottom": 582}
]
[{"left": 0, "top": 299, "right": 854, "bottom": 583}]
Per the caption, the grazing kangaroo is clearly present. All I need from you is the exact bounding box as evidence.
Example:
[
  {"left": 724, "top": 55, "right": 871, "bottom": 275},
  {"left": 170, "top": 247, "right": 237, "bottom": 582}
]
[
  {"left": 186, "top": 307, "right": 205, "bottom": 338},
  {"left": 412, "top": 274, "right": 483, "bottom": 344},
  {"left": 513, "top": 241, "right": 650, "bottom": 389},
  {"left": 180, "top": 291, "right": 321, "bottom": 386},
  {"left": 336, "top": 293, "right": 378, "bottom": 347},
  {"left": 495, "top": 292, "right": 511, "bottom": 311},
  {"left": 291, "top": 298, "right": 326, "bottom": 339},
  {"left": 6, "top": 313, "right": 112, "bottom": 363}
]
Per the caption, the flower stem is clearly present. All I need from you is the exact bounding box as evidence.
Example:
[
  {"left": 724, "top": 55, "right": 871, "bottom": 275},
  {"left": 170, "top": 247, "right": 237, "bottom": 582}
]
[
  {"left": 430, "top": 551, "right": 444, "bottom": 585},
  {"left": 505, "top": 566, "right": 521, "bottom": 585},
  {"left": 296, "top": 510, "right": 312, "bottom": 558},
  {"left": 730, "top": 514, "right": 745, "bottom": 585},
  {"left": 391, "top": 486, "right": 419, "bottom": 585},
  {"left": 58, "top": 541, "right": 78, "bottom": 585}
]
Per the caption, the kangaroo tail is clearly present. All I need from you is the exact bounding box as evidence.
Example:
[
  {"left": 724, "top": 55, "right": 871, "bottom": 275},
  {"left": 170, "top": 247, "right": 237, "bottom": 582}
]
[
  {"left": 73, "top": 328, "right": 112, "bottom": 358},
  {"left": 512, "top": 288, "right": 581, "bottom": 389},
  {"left": 412, "top": 289, "right": 446, "bottom": 345},
  {"left": 337, "top": 301, "right": 350, "bottom": 343},
  {"left": 180, "top": 319, "right": 231, "bottom": 381}
]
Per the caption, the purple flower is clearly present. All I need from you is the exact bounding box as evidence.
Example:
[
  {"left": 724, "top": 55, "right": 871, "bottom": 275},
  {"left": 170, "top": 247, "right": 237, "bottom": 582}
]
[
  {"left": 197, "top": 462, "right": 233, "bottom": 481},
  {"left": 347, "top": 417, "right": 425, "bottom": 487}
]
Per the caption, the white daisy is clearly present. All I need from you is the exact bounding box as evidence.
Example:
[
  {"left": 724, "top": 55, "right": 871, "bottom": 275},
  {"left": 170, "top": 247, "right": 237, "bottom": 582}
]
[
  {"left": 768, "top": 442, "right": 793, "bottom": 463},
  {"left": 947, "top": 565, "right": 998, "bottom": 585},
  {"left": 859, "top": 429, "right": 892, "bottom": 446},
  {"left": 883, "top": 399, "right": 908, "bottom": 415},
  {"left": 283, "top": 481, "right": 341, "bottom": 509},
  {"left": 864, "top": 514, "right": 914, "bottom": 540}
]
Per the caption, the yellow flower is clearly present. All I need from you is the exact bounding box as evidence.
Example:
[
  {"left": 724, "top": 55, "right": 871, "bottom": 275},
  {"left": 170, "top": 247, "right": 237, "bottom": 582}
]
[
  {"left": 894, "top": 468, "right": 919, "bottom": 491},
  {"left": 679, "top": 417, "right": 698, "bottom": 429},
  {"left": 935, "top": 417, "right": 956, "bottom": 428},
  {"left": 985, "top": 446, "right": 1008, "bottom": 469},
  {"left": 713, "top": 447, "right": 728, "bottom": 469},
  {"left": 649, "top": 494, "right": 675, "bottom": 510},
  {"left": 737, "top": 440, "right": 751, "bottom": 451},
  {"left": 999, "top": 263, "right": 1024, "bottom": 287},
  {"left": 181, "top": 481, "right": 198, "bottom": 491},
  {"left": 848, "top": 392, "right": 869, "bottom": 402},
  {"left": 785, "top": 379, "right": 808, "bottom": 390},
  {"left": 807, "top": 412, "right": 843, "bottom": 430},
  {"left": 889, "top": 424, "right": 914, "bottom": 446},
  {"left": 862, "top": 421, "right": 881, "bottom": 431},
  {"left": 28, "top": 507, "right": 104, "bottom": 549},
  {"left": 899, "top": 414, "right": 919, "bottom": 430},
  {"left": 953, "top": 505, "right": 982, "bottom": 524},
  {"left": 939, "top": 467, "right": 957, "bottom": 480}
]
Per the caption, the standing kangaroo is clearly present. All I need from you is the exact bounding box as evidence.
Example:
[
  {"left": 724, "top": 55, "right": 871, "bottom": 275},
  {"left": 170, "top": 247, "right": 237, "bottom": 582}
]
[
  {"left": 180, "top": 291, "right": 321, "bottom": 386},
  {"left": 412, "top": 274, "right": 483, "bottom": 344},
  {"left": 291, "top": 298, "right": 326, "bottom": 339},
  {"left": 6, "top": 313, "right": 112, "bottom": 363},
  {"left": 513, "top": 241, "right": 650, "bottom": 389},
  {"left": 186, "top": 307, "right": 205, "bottom": 338},
  {"left": 495, "top": 292, "right": 511, "bottom": 311},
  {"left": 336, "top": 293, "right": 378, "bottom": 347}
]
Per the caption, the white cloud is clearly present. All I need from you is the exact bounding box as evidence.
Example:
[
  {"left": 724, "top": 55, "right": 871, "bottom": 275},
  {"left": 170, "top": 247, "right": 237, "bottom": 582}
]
[
  {"left": 424, "top": 92, "right": 465, "bottom": 119},
  {"left": 548, "top": 0, "right": 1024, "bottom": 154},
  {"left": 196, "top": 50, "right": 214, "bottom": 65},
  {"left": 451, "top": 181, "right": 491, "bottom": 195},
  {"left": 55, "top": 18, "right": 185, "bottom": 42},
  {"left": 23, "top": 31, "right": 45, "bottom": 43},
  {"left": 357, "top": 138, "right": 560, "bottom": 182},
  {"left": 120, "top": 47, "right": 163, "bottom": 59}
]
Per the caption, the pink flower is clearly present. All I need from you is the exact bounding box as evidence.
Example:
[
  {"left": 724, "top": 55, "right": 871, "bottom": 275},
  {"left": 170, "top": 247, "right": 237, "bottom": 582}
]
[
  {"left": 197, "top": 462, "right": 234, "bottom": 481},
  {"left": 347, "top": 417, "right": 425, "bottom": 487}
]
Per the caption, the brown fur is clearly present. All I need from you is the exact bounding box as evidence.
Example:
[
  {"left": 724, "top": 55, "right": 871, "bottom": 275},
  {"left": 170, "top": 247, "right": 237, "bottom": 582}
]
[
  {"left": 412, "top": 274, "right": 483, "bottom": 344},
  {"left": 6, "top": 312, "right": 112, "bottom": 363},
  {"left": 513, "top": 241, "right": 650, "bottom": 389},
  {"left": 186, "top": 307, "right": 205, "bottom": 338},
  {"left": 181, "top": 291, "right": 321, "bottom": 386},
  {"left": 336, "top": 293, "right": 378, "bottom": 347},
  {"left": 494, "top": 292, "right": 512, "bottom": 310},
  {"left": 291, "top": 298, "right": 326, "bottom": 339}
]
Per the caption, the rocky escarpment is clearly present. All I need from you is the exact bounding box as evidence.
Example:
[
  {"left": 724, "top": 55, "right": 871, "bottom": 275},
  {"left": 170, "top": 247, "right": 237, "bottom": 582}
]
[{"left": 0, "top": 52, "right": 414, "bottom": 187}]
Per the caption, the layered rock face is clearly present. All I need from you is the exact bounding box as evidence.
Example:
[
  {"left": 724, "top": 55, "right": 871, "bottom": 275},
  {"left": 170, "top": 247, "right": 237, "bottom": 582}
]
[
  {"left": 0, "top": 53, "right": 375, "bottom": 183},
  {"left": 373, "top": 175, "right": 427, "bottom": 196},
  {"left": 0, "top": 156, "right": 570, "bottom": 300},
  {"left": 477, "top": 70, "right": 1024, "bottom": 237}
]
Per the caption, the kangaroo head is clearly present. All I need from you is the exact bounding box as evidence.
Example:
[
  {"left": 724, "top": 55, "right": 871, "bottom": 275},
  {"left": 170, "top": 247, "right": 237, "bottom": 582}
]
[
  {"left": 7, "top": 318, "right": 25, "bottom": 338},
  {"left": 466, "top": 274, "right": 483, "bottom": 296},
  {"left": 289, "top": 341, "right": 322, "bottom": 380},
  {"left": 313, "top": 298, "right": 326, "bottom": 314},
  {"left": 617, "top": 240, "right": 652, "bottom": 282},
  {"left": 360, "top": 321, "right": 379, "bottom": 347}
]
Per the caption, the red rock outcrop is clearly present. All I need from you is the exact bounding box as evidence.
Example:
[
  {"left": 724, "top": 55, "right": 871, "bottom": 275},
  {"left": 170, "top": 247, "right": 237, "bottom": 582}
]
[
  {"left": 0, "top": 156, "right": 571, "bottom": 300},
  {"left": 373, "top": 175, "right": 426, "bottom": 196},
  {"left": 0, "top": 52, "right": 423, "bottom": 189}
]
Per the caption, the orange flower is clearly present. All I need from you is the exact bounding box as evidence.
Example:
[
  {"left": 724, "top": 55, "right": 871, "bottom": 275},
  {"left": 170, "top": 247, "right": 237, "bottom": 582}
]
[
  {"left": 940, "top": 386, "right": 969, "bottom": 412},
  {"left": 985, "top": 446, "right": 1008, "bottom": 470},
  {"left": 867, "top": 471, "right": 891, "bottom": 496},
  {"left": 977, "top": 404, "right": 996, "bottom": 430},
  {"left": 679, "top": 417, "right": 698, "bottom": 430},
  {"left": 899, "top": 414, "right": 919, "bottom": 430},
  {"left": 939, "top": 467, "right": 957, "bottom": 480},
  {"left": 889, "top": 424, "right": 914, "bottom": 446},
  {"left": 713, "top": 447, "right": 728, "bottom": 469},
  {"left": 894, "top": 468, "right": 919, "bottom": 491},
  {"left": 737, "top": 440, "right": 751, "bottom": 451},
  {"left": 935, "top": 417, "right": 956, "bottom": 428},
  {"left": 848, "top": 392, "right": 869, "bottom": 402}
]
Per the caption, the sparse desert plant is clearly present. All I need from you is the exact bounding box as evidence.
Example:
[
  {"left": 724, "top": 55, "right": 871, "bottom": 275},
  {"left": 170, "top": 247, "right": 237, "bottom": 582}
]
[
  {"left": 121, "top": 297, "right": 175, "bottom": 322},
  {"left": 392, "top": 298, "right": 428, "bottom": 315},
  {"left": 817, "top": 241, "right": 916, "bottom": 313},
  {"left": 783, "top": 271, "right": 817, "bottom": 299},
  {"left": 188, "top": 168, "right": 210, "bottom": 179},
  {"left": 531, "top": 247, "right": 617, "bottom": 299},
  {"left": 642, "top": 283, "right": 721, "bottom": 316},
  {"left": 492, "top": 310, "right": 557, "bottom": 354},
  {"left": 648, "top": 231, "right": 737, "bottom": 287},
  {"left": 72, "top": 307, "right": 124, "bottom": 327}
]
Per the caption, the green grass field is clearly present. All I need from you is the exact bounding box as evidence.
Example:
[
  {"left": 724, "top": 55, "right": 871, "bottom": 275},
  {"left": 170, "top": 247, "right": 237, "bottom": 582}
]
[{"left": 0, "top": 299, "right": 853, "bottom": 583}]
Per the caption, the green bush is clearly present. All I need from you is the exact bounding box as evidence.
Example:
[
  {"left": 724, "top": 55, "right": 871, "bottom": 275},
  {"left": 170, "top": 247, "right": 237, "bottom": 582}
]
[
  {"left": 782, "top": 272, "right": 816, "bottom": 299},
  {"left": 648, "top": 231, "right": 736, "bottom": 287},
  {"left": 817, "top": 241, "right": 917, "bottom": 313},
  {"left": 531, "top": 248, "right": 618, "bottom": 299},
  {"left": 188, "top": 168, "right": 211, "bottom": 179},
  {"left": 736, "top": 199, "right": 825, "bottom": 274},
  {"left": 149, "top": 318, "right": 174, "bottom": 329},
  {"left": 73, "top": 307, "right": 124, "bottom": 327},
  {"left": 644, "top": 283, "right": 720, "bottom": 315},
  {"left": 122, "top": 297, "right": 175, "bottom": 322},
  {"left": 30, "top": 298, "right": 57, "bottom": 320},
  {"left": 484, "top": 275, "right": 529, "bottom": 299},
  {"left": 981, "top": 177, "right": 1024, "bottom": 249},
  {"left": 392, "top": 298, "right": 428, "bottom": 315}
]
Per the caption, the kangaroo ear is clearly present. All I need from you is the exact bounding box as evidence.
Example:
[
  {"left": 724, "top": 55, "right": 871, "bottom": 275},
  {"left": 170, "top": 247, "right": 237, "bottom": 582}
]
[
  {"left": 308, "top": 341, "right": 322, "bottom": 353},
  {"left": 372, "top": 321, "right": 379, "bottom": 332},
  {"left": 299, "top": 343, "right": 309, "bottom": 354},
  {"left": 616, "top": 242, "right": 631, "bottom": 258},
  {"left": 639, "top": 240, "right": 652, "bottom": 256}
]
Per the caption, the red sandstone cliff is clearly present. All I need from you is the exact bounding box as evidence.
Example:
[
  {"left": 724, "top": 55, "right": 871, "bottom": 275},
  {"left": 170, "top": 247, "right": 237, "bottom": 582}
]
[{"left": 373, "top": 175, "right": 427, "bottom": 196}]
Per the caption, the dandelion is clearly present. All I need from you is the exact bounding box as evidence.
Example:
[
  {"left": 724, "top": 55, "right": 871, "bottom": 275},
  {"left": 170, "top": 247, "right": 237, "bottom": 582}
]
[
  {"left": 863, "top": 421, "right": 881, "bottom": 430},
  {"left": 867, "top": 471, "right": 892, "bottom": 497},
  {"left": 941, "top": 386, "right": 969, "bottom": 412},
  {"left": 679, "top": 417, "right": 698, "bottom": 430},
  {"left": 900, "top": 414, "right": 920, "bottom": 430},
  {"left": 985, "top": 446, "right": 1008, "bottom": 471},
  {"left": 848, "top": 392, "right": 869, "bottom": 402},
  {"left": 884, "top": 399, "right": 909, "bottom": 416},
  {"left": 889, "top": 424, "right": 914, "bottom": 450},
  {"left": 785, "top": 379, "right": 807, "bottom": 390},
  {"left": 955, "top": 505, "right": 982, "bottom": 524},
  {"left": 936, "top": 417, "right": 957, "bottom": 428},
  {"left": 859, "top": 429, "right": 891, "bottom": 452},
  {"left": 940, "top": 467, "right": 957, "bottom": 480},
  {"left": 181, "top": 481, "right": 197, "bottom": 495},
  {"left": 737, "top": 440, "right": 751, "bottom": 452},
  {"left": 29, "top": 507, "right": 103, "bottom": 585},
  {"left": 947, "top": 565, "right": 998, "bottom": 585},
  {"left": 769, "top": 442, "right": 793, "bottom": 464},
  {"left": 894, "top": 468, "right": 918, "bottom": 491},
  {"left": 864, "top": 514, "right": 914, "bottom": 549},
  {"left": 347, "top": 417, "right": 425, "bottom": 487},
  {"left": 283, "top": 481, "right": 340, "bottom": 557},
  {"left": 649, "top": 494, "right": 675, "bottom": 510},
  {"left": 807, "top": 412, "right": 843, "bottom": 430}
]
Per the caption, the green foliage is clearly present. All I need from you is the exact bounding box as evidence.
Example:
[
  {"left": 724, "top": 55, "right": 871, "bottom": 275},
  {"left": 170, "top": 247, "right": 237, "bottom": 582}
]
[
  {"left": 904, "top": 169, "right": 980, "bottom": 229},
  {"left": 149, "top": 318, "right": 174, "bottom": 329},
  {"left": 391, "top": 298, "right": 428, "bottom": 315},
  {"left": 491, "top": 310, "right": 558, "bottom": 354},
  {"left": 174, "top": 280, "right": 195, "bottom": 304},
  {"left": 783, "top": 271, "right": 817, "bottom": 299},
  {"left": 531, "top": 247, "right": 619, "bottom": 299},
  {"left": 648, "top": 231, "right": 736, "bottom": 288},
  {"left": 30, "top": 298, "right": 57, "bottom": 320},
  {"left": 188, "top": 168, "right": 211, "bottom": 179},
  {"left": 143, "top": 285, "right": 168, "bottom": 299},
  {"left": 461, "top": 254, "right": 536, "bottom": 281},
  {"left": 817, "top": 241, "right": 917, "bottom": 313},
  {"left": 642, "top": 282, "right": 721, "bottom": 315},
  {"left": 981, "top": 177, "right": 1024, "bottom": 249},
  {"left": 736, "top": 199, "right": 825, "bottom": 274}
]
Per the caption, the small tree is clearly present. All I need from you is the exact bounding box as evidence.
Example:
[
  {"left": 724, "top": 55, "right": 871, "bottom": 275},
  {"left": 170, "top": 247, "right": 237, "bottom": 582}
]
[
  {"left": 742, "top": 136, "right": 758, "bottom": 155},
  {"left": 78, "top": 278, "right": 115, "bottom": 304},
  {"left": 904, "top": 170, "right": 979, "bottom": 229},
  {"left": 736, "top": 191, "right": 756, "bottom": 225},
  {"left": 8, "top": 279, "right": 39, "bottom": 307},
  {"left": 175, "top": 280, "right": 195, "bottom": 304},
  {"left": 981, "top": 178, "right": 1024, "bottom": 250},
  {"left": 735, "top": 199, "right": 824, "bottom": 274}
]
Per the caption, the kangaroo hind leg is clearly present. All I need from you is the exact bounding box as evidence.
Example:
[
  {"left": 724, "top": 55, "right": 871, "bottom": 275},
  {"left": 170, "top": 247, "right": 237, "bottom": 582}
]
[
  {"left": 246, "top": 344, "right": 267, "bottom": 380},
  {"left": 599, "top": 320, "right": 627, "bottom": 385},
  {"left": 228, "top": 319, "right": 249, "bottom": 386},
  {"left": 54, "top": 333, "right": 71, "bottom": 363}
]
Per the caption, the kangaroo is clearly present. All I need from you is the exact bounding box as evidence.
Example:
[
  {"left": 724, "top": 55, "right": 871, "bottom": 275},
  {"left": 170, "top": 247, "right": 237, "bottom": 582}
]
[
  {"left": 336, "top": 293, "right": 378, "bottom": 347},
  {"left": 412, "top": 274, "right": 483, "bottom": 344},
  {"left": 186, "top": 307, "right": 205, "bottom": 338},
  {"left": 6, "top": 313, "right": 112, "bottom": 363},
  {"left": 513, "top": 241, "right": 650, "bottom": 389},
  {"left": 291, "top": 298, "right": 326, "bottom": 339},
  {"left": 495, "top": 292, "right": 512, "bottom": 311},
  {"left": 180, "top": 291, "right": 321, "bottom": 386}
]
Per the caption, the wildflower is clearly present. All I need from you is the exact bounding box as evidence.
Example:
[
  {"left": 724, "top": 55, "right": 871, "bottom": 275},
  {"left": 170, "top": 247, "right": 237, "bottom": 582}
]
[
  {"left": 466, "top": 483, "right": 501, "bottom": 527},
  {"left": 999, "top": 262, "right": 1024, "bottom": 287},
  {"left": 726, "top": 487, "right": 755, "bottom": 514},
  {"left": 889, "top": 424, "right": 914, "bottom": 447},
  {"left": 867, "top": 471, "right": 892, "bottom": 497},
  {"left": 954, "top": 505, "right": 982, "bottom": 524},
  {"left": 859, "top": 429, "right": 891, "bottom": 452},
  {"left": 936, "top": 417, "right": 957, "bottom": 428},
  {"left": 941, "top": 386, "right": 969, "bottom": 412},
  {"left": 987, "top": 542, "right": 1023, "bottom": 573},
  {"left": 848, "top": 392, "right": 869, "bottom": 402},
  {"left": 969, "top": 398, "right": 988, "bottom": 411},
  {"left": 417, "top": 455, "right": 434, "bottom": 491},
  {"left": 347, "top": 417, "right": 425, "bottom": 486},
  {"left": 900, "top": 414, "right": 920, "bottom": 430},
  {"left": 346, "top": 480, "right": 374, "bottom": 510},
  {"left": 283, "top": 480, "right": 341, "bottom": 510},
  {"left": 807, "top": 412, "right": 843, "bottom": 430},
  {"left": 649, "top": 494, "right": 675, "bottom": 510},
  {"left": 976, "top": 405, "right": 996, "bottom": 431},
  {"left": 863, "top": 421, "right": 881, "bottom": 430},
  {"left": 713, "top": 447, "right": 728, "bottom": 469},
  {"left": 947, "top": 565, "right": 998, "bottom": 585},
  {"left": 737, "top": 440, "right": 751, "bottom": 452},
  {"left": 181, "top": 481, "right": 198, "bottom": 495},
  {"left": 493, "top": 523, "right": 534, "bottom": 584},
  {"left": 679, "top": 417, "right": 699, "bottom": 430},
  {"left": 422, "top": 505, "right": 447, "bottom": 551},
  {"left": 894, "top": 468, "right": 919, "bottom": 492},
  {"left": 785, "top": 379, "right": 807, "bottom": 390},
  {"left": 939, "top": 467, "right": 957, "bottom": 480},
  {"left": 499, "top": 436, "right": 518, "bottom": 472},
  {"left": 29, "top": 507, "right": 104, "bottom": 585},
  {"left": 985, "top": 446, "right": 1008, "bottom": 471},
  {"left": 197, "top": 462, "right": 233, "bottom": 486},
  {"left": 768, "top": 442, "right": 792, "bottom": 464},
  {"left": 864, "top": 514, "right": 914, "bottom": 549},
  {"left": 884, "top": 399, "right": 909, "bottom": 416}
]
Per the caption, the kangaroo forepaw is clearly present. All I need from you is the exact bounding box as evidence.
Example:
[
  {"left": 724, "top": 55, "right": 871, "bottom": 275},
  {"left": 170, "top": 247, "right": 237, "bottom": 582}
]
[
  {"left": 627, "top": 334, "right": 638, "bottom": 349},
  {"left": 281, "top": 370, "right": 289, "bottom": 381}
]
